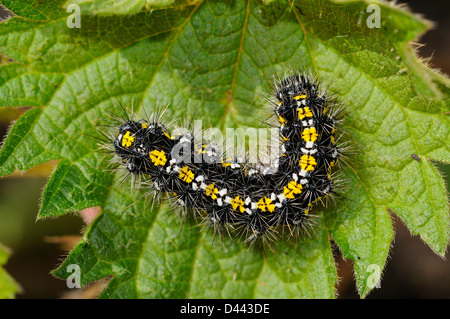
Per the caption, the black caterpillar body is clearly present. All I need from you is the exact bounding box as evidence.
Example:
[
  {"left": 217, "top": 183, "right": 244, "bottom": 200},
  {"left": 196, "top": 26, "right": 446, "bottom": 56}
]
[{"left": 110, "top": 73, "right": 342, "bottom": 246}]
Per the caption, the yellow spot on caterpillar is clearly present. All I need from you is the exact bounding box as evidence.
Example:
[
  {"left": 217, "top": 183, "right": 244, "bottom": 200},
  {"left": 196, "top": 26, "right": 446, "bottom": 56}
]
[
  {"left": 299, "top": 155, "right": 317, "bottom": 171},
  {"left": 282, "top": 135, "right": 290, "bottom": 141},
  {"left": 179, "top": 166, "right": 194, "bottom": 183},
  {"left": 222, "top": 158, "right": 232, "bottom": 167},
  {"left": 329, "top": 160, "right": 336, "bottom": 168},
  {"left": 297, "top": 107, "right": 313, "bottom": 120},
  {"left": 283, "top": 181, "right": 303, "bottom": 199},
  {"left": 121, "top": 131, "right": 135, "bottom": 148},
  {"left": 330, "top": 135, "right": 335, "bottom": 144},
  {"left": 164, "top": 131, "right": 174, "bottom": 140},
  {"left": 294, "top": 94, "right": 307, "bottom": 100},
  {"left": 205, "top": 183, "right": 218, "bottom": 200},
  {"left": 277, "top": 101, "right": 282, "bottom": 106},
  {"left": 141, "top": 122, "right": 148, "bottom": 128},
  {"left": 149, "top": 149, "right": 167, "bottom": 166},
  {"left": 278, "top": 116, "right": 287, "bottom": 124},
  {"left": 257, "top": 197, "right": 275, "bottom": 213},
  {"left": 195, "top": 144, "right": 205, "bottom": 155},
  {"left": 302, "top": 127, "right": 318, "bottom": 142},
  {"left": 230, "top": 196, "right": 245, "bottom": 213}
]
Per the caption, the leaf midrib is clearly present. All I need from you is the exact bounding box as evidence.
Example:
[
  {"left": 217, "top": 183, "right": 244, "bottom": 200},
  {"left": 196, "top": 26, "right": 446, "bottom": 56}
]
[
  {"left": 134, "top": 1, "right": 203, "bottom": 299},
  {"left": 218, "top": 0, "right": 250, "bottom": 131}
]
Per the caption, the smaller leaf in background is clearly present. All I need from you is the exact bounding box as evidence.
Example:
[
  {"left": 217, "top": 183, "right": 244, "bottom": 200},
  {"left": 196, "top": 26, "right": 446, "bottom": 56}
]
[
  {"left": 0, "top": 243, "right": 21, "bottom": 299},
  {"left": 63, "top": 0, "right": 202, "bottom": 15}
]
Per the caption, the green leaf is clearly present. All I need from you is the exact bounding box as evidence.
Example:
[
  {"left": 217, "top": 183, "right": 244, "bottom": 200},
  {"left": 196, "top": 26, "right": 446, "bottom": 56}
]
[
  {"left": 62, "top": 0, "right": 195, "bottom": 16},
  {"left": 0, "top": 0, "right": 448, "bottom": 298},
  {"left": 0, "top": 243, "right": 21, "bottom": 299}
]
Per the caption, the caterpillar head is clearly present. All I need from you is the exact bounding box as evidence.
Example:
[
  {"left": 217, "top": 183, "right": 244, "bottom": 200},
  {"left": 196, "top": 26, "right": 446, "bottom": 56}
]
[
  {"left": 114, "top": 119, "right": 174, "bottom": 176},
  {"left": 114, "top": 120, "right": 149, "bottom": 174}
]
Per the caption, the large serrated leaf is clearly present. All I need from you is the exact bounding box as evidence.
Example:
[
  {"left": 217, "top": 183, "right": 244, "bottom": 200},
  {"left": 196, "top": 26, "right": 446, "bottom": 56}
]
[{"left": 0, "top": 0, "right": 448, "bottom": 298}]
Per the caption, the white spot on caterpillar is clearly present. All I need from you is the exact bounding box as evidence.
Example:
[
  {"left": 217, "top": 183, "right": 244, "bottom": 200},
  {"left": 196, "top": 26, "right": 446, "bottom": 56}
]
[{"left": 301, "top": 147, "right": 317, "bottom": 155}]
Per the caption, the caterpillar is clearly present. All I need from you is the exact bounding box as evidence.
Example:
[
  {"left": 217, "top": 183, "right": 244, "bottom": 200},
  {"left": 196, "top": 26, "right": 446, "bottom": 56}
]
[{"left": 104, "top": 72, "right": 344, "bottom": 247}]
